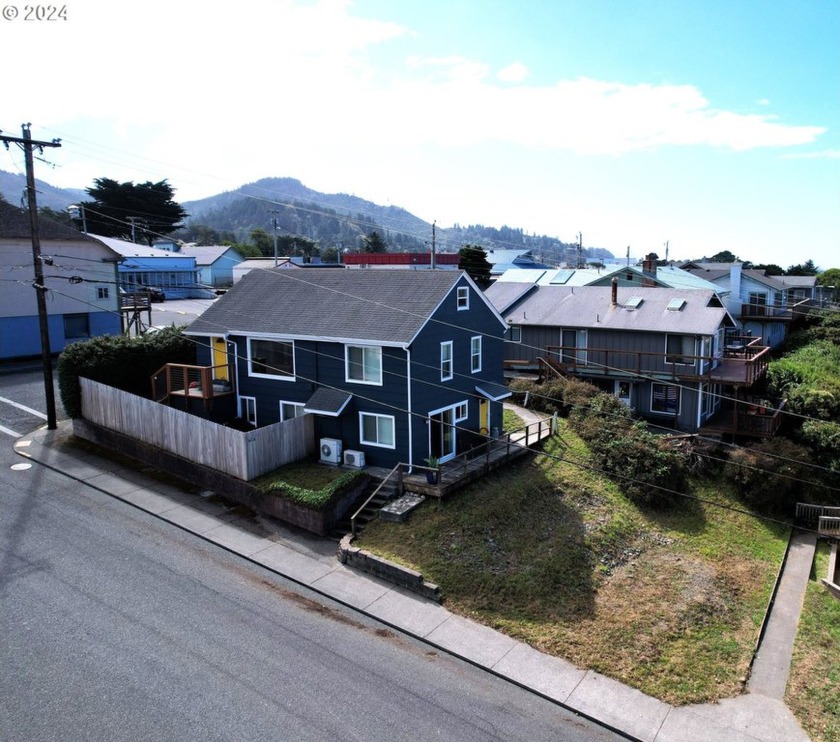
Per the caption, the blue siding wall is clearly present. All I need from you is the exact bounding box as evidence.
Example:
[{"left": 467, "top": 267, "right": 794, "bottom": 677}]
[
  {"left": 0, "top": 312, "right": 122, "bottom": 361},
  {"left": 409, "top": 276, "right": 508, "bottom": 462}
]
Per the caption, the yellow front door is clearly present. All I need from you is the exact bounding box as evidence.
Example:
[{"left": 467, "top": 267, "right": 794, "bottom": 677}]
[
  {"left": 212, "top": 337, "right": 228, "bottom": 381},
  {"left": 479, "top": 399, "right": 489, "bottom": 434}
]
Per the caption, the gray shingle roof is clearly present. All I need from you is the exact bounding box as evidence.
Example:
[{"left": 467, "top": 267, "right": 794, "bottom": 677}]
[
  {"left": 491, "top": 285, "right": 734, "bottom": 336},
  {"left": 178, "top": 244, "right": 242, "bottom": 265},
  {"left": 187, "top": 268, "right": 469, "bottom": 344},
  {"left": 0, "top": 200, "right": 101, "bottom": 242}
]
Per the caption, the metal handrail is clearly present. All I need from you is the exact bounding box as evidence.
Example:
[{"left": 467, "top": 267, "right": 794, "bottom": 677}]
[{"left": 350, "top": 463, "right": 404, "bottom": 537}]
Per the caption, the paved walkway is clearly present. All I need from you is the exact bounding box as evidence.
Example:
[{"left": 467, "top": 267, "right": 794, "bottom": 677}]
[{"left": 13, "top": 421, "right": 815, "bottom": 742}]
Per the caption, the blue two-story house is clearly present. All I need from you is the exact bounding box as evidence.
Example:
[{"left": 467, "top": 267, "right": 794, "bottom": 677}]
[{"left": 183, "top": 268, "right": 510, "bottom": 468}]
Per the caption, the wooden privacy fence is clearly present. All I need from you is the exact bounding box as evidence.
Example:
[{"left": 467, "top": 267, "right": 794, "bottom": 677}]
[{"left": 80, "top": 378, "right": 314, "bottom": 480}]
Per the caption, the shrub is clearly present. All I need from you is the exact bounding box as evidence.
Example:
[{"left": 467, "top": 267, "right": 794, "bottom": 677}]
[
  {"left": 724, "top": 438, "right": 814, "bottom": 514},
  {"left": 256, "top": 469, "right": 367, "bottom": 510},
  {"left": 797, "top": 421, "right": 840, "bottom": 480},
  {"left": 571, "top": 393, "right": 683, "bottom": 509},
  {"left": 57, "top": 327, "right": 195, "bottom": 418}
]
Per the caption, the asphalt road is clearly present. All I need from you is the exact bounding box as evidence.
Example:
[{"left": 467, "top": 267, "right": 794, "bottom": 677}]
[{"left": 0, "top": 371, "right": 623, "bottom": 741}]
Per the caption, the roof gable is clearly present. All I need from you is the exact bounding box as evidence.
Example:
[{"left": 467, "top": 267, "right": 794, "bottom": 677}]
[{"left": 187, "top": 268, "right": 496, "bottom": 345}]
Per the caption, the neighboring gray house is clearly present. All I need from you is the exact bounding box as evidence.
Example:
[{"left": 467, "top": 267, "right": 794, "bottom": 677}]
[
  {"left": 178, "top": 244, "right": 245, "bottom": 289},
  {"left": 487, "top": 282, "right": 779, "bottom": 436}
]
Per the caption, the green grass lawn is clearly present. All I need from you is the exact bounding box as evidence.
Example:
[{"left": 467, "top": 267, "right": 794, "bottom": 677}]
[
  {"left": 358, "top": 418, "right": 789, "bottom": 705},
  {"left": 787, "top": 542, "right": 840, "bottom": 742}
]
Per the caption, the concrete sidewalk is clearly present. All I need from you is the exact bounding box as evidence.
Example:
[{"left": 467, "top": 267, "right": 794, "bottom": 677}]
[{"left": 13, "top": 422, "right": 814, "bottom": 742}]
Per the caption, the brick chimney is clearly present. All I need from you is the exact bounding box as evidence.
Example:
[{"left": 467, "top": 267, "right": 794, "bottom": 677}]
[{"left": 642, "top": 253, "right": 657, "bottom": 287}]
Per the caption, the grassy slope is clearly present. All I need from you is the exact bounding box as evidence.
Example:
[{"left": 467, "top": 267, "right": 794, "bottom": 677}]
[
  {"left": 358, "top": 420, "right": 789, "bottom": 705},
  {"left": 786, "top": 542, "right": 840, "bottom": 742}
]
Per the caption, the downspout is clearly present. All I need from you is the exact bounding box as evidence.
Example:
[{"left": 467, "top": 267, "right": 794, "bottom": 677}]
[
  {"left": 406, "top": 347, "right": 413, "bottom": 471},
  {"left": 697, "top": 382, "right": 703, "bottom": 431}
]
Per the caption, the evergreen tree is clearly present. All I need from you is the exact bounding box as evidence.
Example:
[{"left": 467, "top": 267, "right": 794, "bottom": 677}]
[
  {"left": 81, "top": 178, "right": 187, "bottom": 245},
  {"left": 458, "top": 244, "right": 492, "bottom": 288},
  {"left": 362, "top": 230, "right": 387, "bottom": 253}
]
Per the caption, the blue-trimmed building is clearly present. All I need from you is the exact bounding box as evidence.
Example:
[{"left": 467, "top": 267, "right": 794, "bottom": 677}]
[
  {"left": 185, "top": 269, "right": 510, "bottom": 468},
  {"left": 0, "top": 202, "right": 122, "bottom": 360},
  {"left": 92, "top": 235, "right": 204, "bottom": 299}
]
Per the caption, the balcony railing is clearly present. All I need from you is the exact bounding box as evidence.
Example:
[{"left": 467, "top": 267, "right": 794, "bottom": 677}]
[
  {"left": 739, "top": 298, "right": 812, "bottom": 320},
  {"left": 700, "top": 398, "right": 786, "bottom": 438},
  {"left": 541, "top": 342, "right": 770, "bottom": 387},
  {"left": 151, "top": 363, "right": 235, "bottom": 404}
]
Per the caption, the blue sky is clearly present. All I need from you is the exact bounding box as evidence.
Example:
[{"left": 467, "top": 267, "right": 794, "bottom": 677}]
[{"left": 3, "top": 0, "right": 837, "bottom": 267}]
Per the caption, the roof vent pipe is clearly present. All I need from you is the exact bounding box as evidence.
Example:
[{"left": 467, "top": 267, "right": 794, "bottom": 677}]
[{"left": 611, "top": 277, "right": 618, "bottom": 306}]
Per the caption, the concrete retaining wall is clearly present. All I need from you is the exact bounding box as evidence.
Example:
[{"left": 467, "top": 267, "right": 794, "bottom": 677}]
[
  {"left": 338, "top": 534, "right": 441, "bottom": 603},
  {"left": 73, "top": 418, "right": 368, "bottom": 536}
]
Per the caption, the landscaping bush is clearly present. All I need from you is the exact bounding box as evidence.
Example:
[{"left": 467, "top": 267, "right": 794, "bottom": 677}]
[
  {"left": 797, "top": 420, "right": 840, "bottom": 484},
  {"left": 572, "top": 392, "right": 683, "bottom": 509},
  {"left": 256, "top": 468, "right": 367, "bottom": 510},
  {"left": 724, "top": 438, "right": 815, "bottom": 514},
  {"left": 57, "top": 327, "right": 195, "bottom": 418},
  {"left": 508, "top": 376, "right": 599, "bottom": 417}
]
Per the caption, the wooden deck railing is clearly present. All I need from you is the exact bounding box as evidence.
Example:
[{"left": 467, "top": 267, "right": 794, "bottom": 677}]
[
  {"left": 151, "top": 363, "right": 235, "bottom": 404},
  {"left": 540, "top": 343, "right": 770, "bottom": 386},
  {"left": 818, "top": 517, "right": 840, "bottom": 538},
  {"left": 796, "top": 503, "right": 840, "bottom": 529}
]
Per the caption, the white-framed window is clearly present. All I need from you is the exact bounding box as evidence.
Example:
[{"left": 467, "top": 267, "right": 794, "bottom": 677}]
[
  {"left": 241, "top": 396, "right": 257, "bottom": 425},
  {"left": 359, "top": 412, "right": 395, "bottom": 449},
  {"left": 248, "top": 338, "right": 294, "bottom": 379},
  {"left": 748, "top": 291, "right": 767, "bottom": 306},
  {"left": 470, "top": 336, "right": 482, "bottom": 373},
  {"left": 96, "top": 286, "right": 110, "bottom": 300},
  {"left": 457, "top": 286, "right": 469, "bottom": 310},
  {"left": 665, "top": 334, "right": 696, "bottom": 366},
  {"left": 651, "top": 383, "right": 680, "bottom": 415},
  {"left": 440, "top": 341, "right": 453, "bottom": 381},
  {"left": 279, "top": 401, "right": 305, "bottom": 421},
  {"left": 455, "top": 401, "right": 468, "bottom": 421},
  {"left": 346, "top": 345, "right": 382, "bottom": 385},
  {"left": 508, "top": 325, "right": 522, "bottom": 343}
]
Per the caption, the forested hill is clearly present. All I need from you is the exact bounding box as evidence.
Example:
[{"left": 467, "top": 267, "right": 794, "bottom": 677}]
[
  {"left": 181, "top": 177, "right": 430, "bottom": 251},
  {"left": 181, "top": 176, "right": 614, "bottom": 263}
]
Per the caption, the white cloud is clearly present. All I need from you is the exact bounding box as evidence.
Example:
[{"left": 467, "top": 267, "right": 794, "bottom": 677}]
[
  {"left": 781, "top": 149, "right": 840, "bottom": 160},
  {"left": 498, "top": 62, "right": 529, "bottom": 83}
]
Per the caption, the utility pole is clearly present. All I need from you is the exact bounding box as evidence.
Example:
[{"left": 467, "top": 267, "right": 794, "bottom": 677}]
[
  {"left": 0, "top": 124, "right": 62, "bottom": 430},
  {"left": 430, "top": 221, "right": 436, "bottom": 270},
  {"left": 664, "top": 240, "right": 669, "bottom": 263},
  {"left": 127, "top": 216, "right": 140, "bottom": 243},
  {"left": 269, "top": 211, "right": 279, "bottom": 267},
  {"left": 626, "top": 245, "right": 631, "bottom": 267},
  {"left": 576, "top": 232, "right": 583, "bottom": 268}
]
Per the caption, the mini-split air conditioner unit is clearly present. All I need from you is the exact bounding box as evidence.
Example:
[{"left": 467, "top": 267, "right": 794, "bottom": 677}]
[
  {"left": 319, "top": 438, "right": 342, "bottom": 464},
  {"left": 343, "top": 450, "right": 366, "bottom": 468}
]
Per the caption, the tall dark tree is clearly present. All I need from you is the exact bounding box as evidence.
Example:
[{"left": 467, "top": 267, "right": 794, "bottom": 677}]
[
  {"left": 752, "top": 263, "right": 784, "bottom": 275},
  {"left": 249, "top": 227, "right": 274, "bottom": 256},
  {"left": 458, "top": 244, "right": 492, "bottom": 289},
  {"left": 786, "top": 260, "right": 819, "bottom": 276},
  {"left": 362, "top": 230, "right": 387, "bottom": 253},
  {"left": 80, "top": 178, "right": 188, "bottom": 245},
  {"left": 708, "top": 250, "right": 740, "bottom": 263}
]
